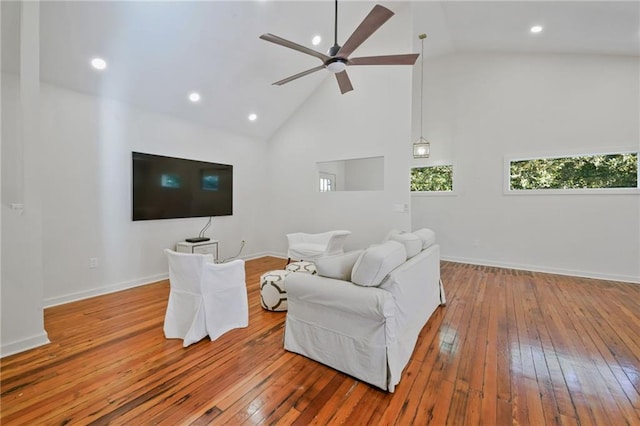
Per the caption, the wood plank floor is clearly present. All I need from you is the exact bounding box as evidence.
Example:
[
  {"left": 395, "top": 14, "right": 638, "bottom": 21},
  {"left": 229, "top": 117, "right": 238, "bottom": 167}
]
[{"left": 2, "top": 257, "right": 639, "bottom": 425}]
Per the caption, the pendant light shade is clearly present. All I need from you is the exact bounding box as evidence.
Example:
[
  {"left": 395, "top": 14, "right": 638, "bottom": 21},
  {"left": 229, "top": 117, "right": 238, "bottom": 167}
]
[
  {"left": 413, "top": 137, "right": 430, "bottom": 158},
  {"left": 413, "top": 33, "right": 430, "bottom": 159}
]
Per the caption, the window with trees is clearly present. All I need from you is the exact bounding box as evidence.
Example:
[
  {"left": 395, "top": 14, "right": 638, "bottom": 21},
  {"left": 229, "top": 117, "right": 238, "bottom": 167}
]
[
  {"left": 411, "top": 165, "right": 453, "bottom": 192},
  {"left": 508, "top": 152, "right": 638, "bottom": 192}
]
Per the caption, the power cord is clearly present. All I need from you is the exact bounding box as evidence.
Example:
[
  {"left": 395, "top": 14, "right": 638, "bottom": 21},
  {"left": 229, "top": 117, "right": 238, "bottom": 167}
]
[
  {"left": 198, "top": 216, "right": 212, "bottom": 238},
  {"left": 220, "top": 240, "right": 246, "bottom": 263}
]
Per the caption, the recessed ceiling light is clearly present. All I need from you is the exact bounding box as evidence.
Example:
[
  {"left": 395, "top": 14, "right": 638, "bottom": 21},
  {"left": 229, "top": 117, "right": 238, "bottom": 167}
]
[
  {"left": 188, "top": 92, "right": 201, "bottom": 103},
  {"left": 312, "top": 35, "right": 322, "bottom": 46},
  {"left": 90, "top": 57, "right": 107, "bottom": 70},
  {"left": 530, "top": 25, "right": 543, "bottom": 34},
  {"left": 248, "top": 113, "right": 257, "bottom": 121}
]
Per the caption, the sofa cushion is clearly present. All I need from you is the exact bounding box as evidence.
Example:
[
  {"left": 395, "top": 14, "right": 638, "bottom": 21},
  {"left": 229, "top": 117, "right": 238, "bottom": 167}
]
[
  {"left": 413, "top": 228, "right": 437, "bottom": 249},
  {"left": 384, "top": 228, "right": 404, "bottom": 241},
  {"left": 351, "top": 241, "right": 407, "bottom": 287},
  {"left": 315, "top": 250, "right": 363, "bottom": 281},
  {"left": 388, "top": 232, "right": 422, "bottom": 259}
]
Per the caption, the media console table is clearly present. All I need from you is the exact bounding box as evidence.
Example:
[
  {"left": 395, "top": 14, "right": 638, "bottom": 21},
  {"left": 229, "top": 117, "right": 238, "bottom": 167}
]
[{"left": 176, "top": 240, "right": 219, "bottom": 263}]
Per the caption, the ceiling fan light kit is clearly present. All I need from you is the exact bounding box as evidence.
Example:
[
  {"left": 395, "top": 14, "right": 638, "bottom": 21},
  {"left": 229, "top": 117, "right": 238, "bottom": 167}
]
[
  {"left": 259, "top": 1, "right": 419, "bottom": 94},
  {"left": 326, "top": 58, "right": 347, "bottom": 73}
]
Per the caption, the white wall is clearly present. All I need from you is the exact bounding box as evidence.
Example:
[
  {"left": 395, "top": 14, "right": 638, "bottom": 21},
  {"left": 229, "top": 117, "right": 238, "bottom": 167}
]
[
  {"left": 264, "top": 4, "right": 414, "bottom": 254},
  {"left": 36, "top": 84, "right": 269, "bottom": 306},
  {"left": 344, "top": 157, "right": 384, "bottom": 191},
  {"left": 1, "top": 2, "right": 50, "bottom": 357},
  {"left": 411, "top": 52, "right": 640, "bottom": 282}
]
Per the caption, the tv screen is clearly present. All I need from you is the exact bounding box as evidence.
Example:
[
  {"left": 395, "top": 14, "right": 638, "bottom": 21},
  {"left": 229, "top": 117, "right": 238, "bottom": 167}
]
[{"left": 132, "top": 152, "right": 233, "bottom": 221}]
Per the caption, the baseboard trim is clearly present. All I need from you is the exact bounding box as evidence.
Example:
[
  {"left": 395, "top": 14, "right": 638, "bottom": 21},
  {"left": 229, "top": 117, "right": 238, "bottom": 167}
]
[
  {"left": 43, "top": 252, "right": 289, "bottom": 308},
  {"left": 1, "top": 332, "right": 50, "bottom": 358},
  {"left": 263, "top": 251, "right": 287, "bottom": 260},
  {"left": 43, "top": 273, "right": 169, "bottom": 308},
  {"left": 238, "top": 251, "right": 286, "bottom": 261},
  {"left": 238, "top": 251, "right": 282, "bottom": 261},
  {"left": 42, "top": 253, "right": 638, "bottom": 310},
  {"left": 441, "top": 255, "right": 640, "bottom": 284}
]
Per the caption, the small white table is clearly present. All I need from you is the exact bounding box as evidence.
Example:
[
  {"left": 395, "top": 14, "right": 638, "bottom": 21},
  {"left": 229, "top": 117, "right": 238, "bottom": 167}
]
[{"left": 176, "top": 240, "right": 219, "bottom": 263}]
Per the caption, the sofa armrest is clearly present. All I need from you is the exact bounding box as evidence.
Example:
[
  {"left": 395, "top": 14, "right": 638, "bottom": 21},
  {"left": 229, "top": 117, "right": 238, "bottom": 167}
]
[{"left": 285, "top": 273, "right": 394, "bottom": 321}]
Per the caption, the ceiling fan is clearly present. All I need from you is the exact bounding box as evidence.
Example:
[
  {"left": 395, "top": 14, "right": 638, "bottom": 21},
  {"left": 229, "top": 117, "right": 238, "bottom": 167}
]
[{"left": 259, "top": 1, "right": 419, "bottom": 94}]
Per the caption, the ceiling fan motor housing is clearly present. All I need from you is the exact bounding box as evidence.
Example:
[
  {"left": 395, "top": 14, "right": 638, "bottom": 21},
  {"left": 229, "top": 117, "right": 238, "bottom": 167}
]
[{"left": 328, "top": 44, "right": 341, "bottom": 57}]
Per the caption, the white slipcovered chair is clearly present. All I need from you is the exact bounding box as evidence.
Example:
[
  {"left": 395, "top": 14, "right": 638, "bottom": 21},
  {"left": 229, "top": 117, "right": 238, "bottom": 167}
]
[
  {"left": 163, "top": 249, "right": 248, "bottom": 347},
  {"left": 286, "top": 230, "right": 351, "bottom": 263}
]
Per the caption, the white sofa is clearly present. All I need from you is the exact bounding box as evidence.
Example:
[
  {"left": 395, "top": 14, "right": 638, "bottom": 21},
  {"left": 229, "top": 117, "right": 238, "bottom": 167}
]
[{"left": 283, "top": 229, "right": 446, "bottom": 392}]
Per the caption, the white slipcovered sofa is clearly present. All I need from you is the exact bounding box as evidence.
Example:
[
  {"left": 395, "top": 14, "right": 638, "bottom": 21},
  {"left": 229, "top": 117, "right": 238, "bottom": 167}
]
[{"left": 283, "top": 229, "right": 446, "bottom": 392}]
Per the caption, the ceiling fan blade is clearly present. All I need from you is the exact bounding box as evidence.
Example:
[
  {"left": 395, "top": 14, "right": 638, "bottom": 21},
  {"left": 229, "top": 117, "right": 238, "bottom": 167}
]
[
  {"left": 260, "top": 33, "right": 330, "bottom": 62},
  {"left": 272, "top": 65, "right": 326, "bottom": 86},
  {"left": 335, "top": 71, "right": 353, "bottom": 94},
  {"left": 349, "top": 54, "right": 419, "bottom": 66},
  {"left": 337, "top": 5, "right": 394, "bottom": 59}
]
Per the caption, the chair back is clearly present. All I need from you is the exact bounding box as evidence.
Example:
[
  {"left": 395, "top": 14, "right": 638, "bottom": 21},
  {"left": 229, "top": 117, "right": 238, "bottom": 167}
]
[
  {"left": 201, "top": 259, "right": 246, "bottom": 291},
  {"left": 164, "top": 249, "right": 207, "bottom": 295},
  {"left": 286, "top": 230, "right": 352, "bottom": 261}
]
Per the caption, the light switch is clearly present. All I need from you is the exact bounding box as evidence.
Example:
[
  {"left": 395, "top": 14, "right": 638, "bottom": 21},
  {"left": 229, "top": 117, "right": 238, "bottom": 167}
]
[
  {"left": 393, "top": 203, "right": 408, "bottom": 213},
  {"left": 10, "top": 203, "right": 24, "bottom": 215}
]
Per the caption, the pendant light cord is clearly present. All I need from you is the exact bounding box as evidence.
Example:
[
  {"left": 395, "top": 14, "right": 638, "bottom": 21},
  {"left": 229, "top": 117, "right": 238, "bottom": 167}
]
[{"left": 419, "top": 34, "right": 425, "bottom": 139}]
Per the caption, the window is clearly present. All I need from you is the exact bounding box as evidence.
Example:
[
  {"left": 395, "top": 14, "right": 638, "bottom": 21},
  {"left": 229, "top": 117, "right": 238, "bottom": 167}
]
[
  {"left": 508, "top": 152, "right": 638, "bottom": 192},
  {"left": 411, "top": 165, "right": 453, "bottom": 192},
  {"left": 319, "top": 172, "right": 335, "bottom": 192}
]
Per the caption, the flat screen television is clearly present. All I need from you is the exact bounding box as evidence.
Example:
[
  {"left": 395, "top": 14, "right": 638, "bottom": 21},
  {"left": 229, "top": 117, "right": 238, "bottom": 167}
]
[{"left": 132, "top": 152, "right": 233, "bottom": 221}]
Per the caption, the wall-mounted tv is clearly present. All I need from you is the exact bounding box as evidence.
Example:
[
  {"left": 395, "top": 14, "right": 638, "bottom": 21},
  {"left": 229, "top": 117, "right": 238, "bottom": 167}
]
[{"left": 132, "top": 152, "right": 233, "bottom": 221}]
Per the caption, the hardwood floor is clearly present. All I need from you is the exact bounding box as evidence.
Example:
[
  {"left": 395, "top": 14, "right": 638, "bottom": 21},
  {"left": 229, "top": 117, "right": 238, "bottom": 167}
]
[{"left": 2, "top": 257, "right": 639, "bottom": 425}]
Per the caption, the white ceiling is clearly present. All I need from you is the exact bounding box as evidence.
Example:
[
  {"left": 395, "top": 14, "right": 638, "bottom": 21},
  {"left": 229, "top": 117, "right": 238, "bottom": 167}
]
[{"left": 2, "top": 1, "right": 639, "bottom": 141}]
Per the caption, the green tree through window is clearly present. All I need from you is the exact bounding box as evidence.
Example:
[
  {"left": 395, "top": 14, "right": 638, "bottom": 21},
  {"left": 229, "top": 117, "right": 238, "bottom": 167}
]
[
  {"left": 411, "top": 165, "right": 453, "bottom": 192},
  {"left": 510, "top": 153, "right": 638, "bottom": 190}
]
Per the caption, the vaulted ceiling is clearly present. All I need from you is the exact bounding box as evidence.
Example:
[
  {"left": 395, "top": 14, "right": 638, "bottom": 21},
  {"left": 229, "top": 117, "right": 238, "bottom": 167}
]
[{"left": 2, "top": 1, "right": 638, "bottom": 140}]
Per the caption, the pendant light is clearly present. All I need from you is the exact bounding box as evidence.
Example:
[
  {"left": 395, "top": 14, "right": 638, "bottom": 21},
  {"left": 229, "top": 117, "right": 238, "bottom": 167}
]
[{"left": 413, "top": 33, "right": 430, "bottom": 159}]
